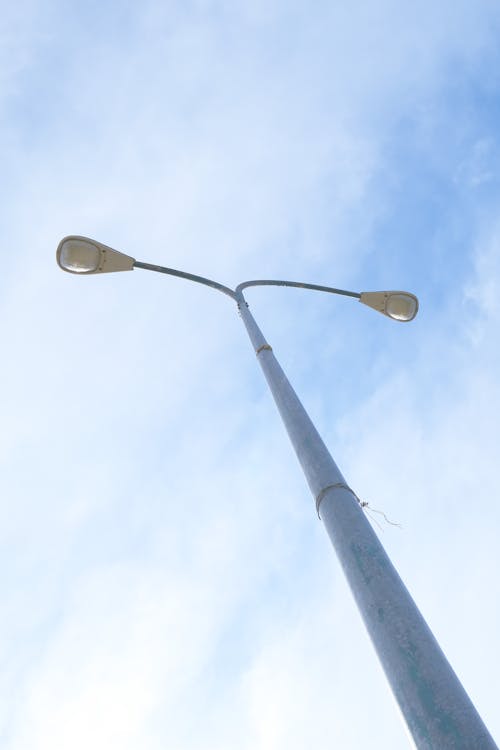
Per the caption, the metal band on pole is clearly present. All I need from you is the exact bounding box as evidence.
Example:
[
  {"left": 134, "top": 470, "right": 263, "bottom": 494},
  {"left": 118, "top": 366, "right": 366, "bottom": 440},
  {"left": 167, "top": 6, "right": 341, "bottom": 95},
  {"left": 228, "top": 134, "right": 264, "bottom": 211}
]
[{"left": 236, "top": 291, "right": 498, "bottom": 750}]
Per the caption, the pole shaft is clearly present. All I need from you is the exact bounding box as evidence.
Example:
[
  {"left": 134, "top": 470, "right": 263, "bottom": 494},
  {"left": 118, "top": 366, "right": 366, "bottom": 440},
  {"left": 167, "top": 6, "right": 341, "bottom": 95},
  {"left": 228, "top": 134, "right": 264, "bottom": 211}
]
[{"left": 237, "top": 296, "right": 497, "bottom": 750}]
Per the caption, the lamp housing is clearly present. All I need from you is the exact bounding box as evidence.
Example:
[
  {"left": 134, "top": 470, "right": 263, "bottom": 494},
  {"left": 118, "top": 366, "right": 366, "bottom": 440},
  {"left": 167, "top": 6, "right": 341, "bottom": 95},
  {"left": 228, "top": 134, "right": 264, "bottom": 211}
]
[
  {"left": 360, "top": 291, "right": 418, "bottom": 321},
  {"left": 56, "top": 236, "right": 135, "bottom": 274}
]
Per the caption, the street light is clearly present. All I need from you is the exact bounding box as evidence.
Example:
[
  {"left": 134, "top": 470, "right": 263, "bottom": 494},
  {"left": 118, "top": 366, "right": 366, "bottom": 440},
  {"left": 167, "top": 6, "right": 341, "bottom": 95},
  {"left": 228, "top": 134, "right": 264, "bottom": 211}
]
[
  {"left": 57, "top": 236, "right": 135, "bottom": 274},
  {"left": 56, "top": 236, "right": 418, "bottom": 321},
  {"left": 57, "top": 235, "right": 497, "bottom": 750}
]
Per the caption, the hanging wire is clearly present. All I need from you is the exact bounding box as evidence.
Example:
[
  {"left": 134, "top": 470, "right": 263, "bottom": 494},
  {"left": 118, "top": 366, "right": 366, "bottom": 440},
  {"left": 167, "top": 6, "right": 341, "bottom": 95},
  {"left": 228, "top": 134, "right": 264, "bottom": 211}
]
[{"left": 359, "top": 499, "right": 402, "bottom": 530}]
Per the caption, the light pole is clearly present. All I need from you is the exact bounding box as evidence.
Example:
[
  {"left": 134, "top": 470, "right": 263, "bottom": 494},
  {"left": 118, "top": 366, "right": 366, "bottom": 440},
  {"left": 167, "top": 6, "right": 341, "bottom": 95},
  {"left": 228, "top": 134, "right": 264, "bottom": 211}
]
[{"left": 57, "top": 235, "right": 497, "bottom": 750}]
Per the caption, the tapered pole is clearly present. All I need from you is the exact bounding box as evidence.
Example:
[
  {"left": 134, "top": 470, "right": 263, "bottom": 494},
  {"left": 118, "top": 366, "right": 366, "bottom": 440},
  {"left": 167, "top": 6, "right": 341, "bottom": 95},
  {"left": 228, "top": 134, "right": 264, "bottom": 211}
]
[
  {"left": 56, "top": 239, "right": 497, "bottom": 748},
  {"left": 237, "top": 294, "right": 497, "bottom": 750}
]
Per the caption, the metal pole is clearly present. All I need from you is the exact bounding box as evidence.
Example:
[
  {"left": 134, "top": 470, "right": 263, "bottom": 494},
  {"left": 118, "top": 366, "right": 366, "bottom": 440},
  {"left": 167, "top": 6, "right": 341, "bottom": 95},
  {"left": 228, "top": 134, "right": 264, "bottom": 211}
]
[{"left": 236, "top": 293, "right": 497, "bottom": 750}]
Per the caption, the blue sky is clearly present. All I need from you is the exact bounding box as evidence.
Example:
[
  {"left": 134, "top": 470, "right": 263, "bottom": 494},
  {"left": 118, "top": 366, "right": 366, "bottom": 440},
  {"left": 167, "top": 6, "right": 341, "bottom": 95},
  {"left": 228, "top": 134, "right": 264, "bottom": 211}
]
[{"left": 1, "top": 1, "right": 500, "bottom": 747}]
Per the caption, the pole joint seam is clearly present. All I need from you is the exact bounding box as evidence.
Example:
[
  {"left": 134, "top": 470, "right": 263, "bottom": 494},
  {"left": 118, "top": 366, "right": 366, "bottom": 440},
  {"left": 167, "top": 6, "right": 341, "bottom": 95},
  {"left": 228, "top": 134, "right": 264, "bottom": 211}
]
[
  {"left": 256, "top": 344, "right": 273, "bottom": 355},
  {"left": 315, "top": 482, "right": 359, "bottom": 518}
]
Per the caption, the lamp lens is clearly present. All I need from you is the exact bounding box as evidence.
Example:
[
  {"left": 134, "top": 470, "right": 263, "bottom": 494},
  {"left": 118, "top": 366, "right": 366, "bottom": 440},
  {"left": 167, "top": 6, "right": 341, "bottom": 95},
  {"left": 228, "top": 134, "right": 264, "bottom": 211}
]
[
  {"left": 59, "top": 239, "right": 100, "bottom": 273},
  {"left": 385, "top": 293, "right": 417, "bottom": 321}
]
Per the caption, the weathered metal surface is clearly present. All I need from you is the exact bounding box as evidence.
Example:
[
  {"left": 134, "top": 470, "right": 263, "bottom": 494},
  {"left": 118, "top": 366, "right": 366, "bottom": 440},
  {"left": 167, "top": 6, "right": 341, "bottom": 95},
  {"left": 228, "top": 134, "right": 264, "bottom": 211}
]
[
  {"left": 236, "top": 291, "right": 498, "bottom": 750},
  {"left": 129, "top": 256, "right": 497, "bottom": 748}
]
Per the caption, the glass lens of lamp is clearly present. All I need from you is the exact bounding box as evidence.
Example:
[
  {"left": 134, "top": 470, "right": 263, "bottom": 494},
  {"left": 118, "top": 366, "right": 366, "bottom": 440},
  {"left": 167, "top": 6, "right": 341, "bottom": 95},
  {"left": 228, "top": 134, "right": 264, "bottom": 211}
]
[
  {"left": 385, "top": 293, "right": 417, "bottom": 321},
  {"left": 59, "top": 239, "right": 100, "bottom": 273}
]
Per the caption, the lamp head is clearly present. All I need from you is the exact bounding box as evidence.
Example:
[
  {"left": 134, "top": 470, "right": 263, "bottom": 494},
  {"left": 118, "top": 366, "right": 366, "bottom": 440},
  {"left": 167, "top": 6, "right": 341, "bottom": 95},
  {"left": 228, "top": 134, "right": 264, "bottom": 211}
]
[
  {"left": 56, "top": 236, "right": 135, "bottom": 274},
  {"left": 360, "top": 291, "right": 418, "bottom": 321}
]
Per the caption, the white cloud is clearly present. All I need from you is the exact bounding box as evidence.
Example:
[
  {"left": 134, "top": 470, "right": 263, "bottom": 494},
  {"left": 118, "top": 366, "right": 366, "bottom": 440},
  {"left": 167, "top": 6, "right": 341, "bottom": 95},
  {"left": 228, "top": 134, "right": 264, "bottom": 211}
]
[{"left": 1, "top": 1, "right": 500, "bottom": 748}]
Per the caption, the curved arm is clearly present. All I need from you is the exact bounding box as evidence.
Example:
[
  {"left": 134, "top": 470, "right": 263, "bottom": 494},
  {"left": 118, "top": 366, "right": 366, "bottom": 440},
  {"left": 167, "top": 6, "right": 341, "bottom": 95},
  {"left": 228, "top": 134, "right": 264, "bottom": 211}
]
[
  {"left": 133, "top": 262, "right": 362, "bottom": 306},
  {"left": 133, "top": 261, "right": 237, "bottom": 300},
  {"left": 236, "top": 279, "right": 360, "bottom": 299}
]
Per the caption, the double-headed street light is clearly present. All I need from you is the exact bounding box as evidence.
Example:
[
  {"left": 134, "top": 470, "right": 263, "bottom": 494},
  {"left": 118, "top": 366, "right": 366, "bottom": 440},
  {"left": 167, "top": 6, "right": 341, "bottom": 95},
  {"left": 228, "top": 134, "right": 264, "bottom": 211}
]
[{"left": 57, "top": 235, "right": 497, "bottom": 749}]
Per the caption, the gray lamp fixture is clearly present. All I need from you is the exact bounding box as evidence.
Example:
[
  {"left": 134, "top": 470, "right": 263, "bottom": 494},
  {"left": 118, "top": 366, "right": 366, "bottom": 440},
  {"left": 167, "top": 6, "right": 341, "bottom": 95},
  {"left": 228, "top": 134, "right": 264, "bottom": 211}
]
[
  {"left": 56, "top": 236, "right": 135, "bottom": 274},
  {"left": 56, "top": 233, "right": 500, "bottom": 749},
  {"left": 57, "top": 235, "right": 418, "bottom": 321},
  {"left": 360, "top": 290, "right": 419, "bottom": 321}
]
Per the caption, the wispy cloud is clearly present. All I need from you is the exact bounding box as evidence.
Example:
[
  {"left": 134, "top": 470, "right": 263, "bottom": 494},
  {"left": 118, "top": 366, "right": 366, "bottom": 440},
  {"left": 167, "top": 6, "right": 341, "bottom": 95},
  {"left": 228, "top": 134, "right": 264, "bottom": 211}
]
[{"left": 1, "top": 1, "right": 500, "bottom": 747}]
